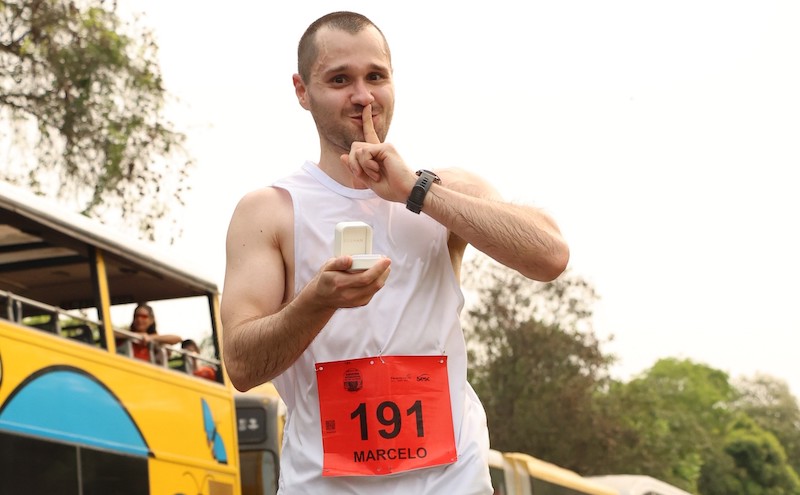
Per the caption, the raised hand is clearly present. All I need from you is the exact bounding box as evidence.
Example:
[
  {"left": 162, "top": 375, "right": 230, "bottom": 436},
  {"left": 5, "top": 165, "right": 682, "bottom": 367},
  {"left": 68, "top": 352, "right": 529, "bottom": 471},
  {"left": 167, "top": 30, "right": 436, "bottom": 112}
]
[
  {"left": 340, "top": 105, "right": 418, "bottom": 203},
  {"left": 352, "top": 105, "right": 382, "bottom": 182}
]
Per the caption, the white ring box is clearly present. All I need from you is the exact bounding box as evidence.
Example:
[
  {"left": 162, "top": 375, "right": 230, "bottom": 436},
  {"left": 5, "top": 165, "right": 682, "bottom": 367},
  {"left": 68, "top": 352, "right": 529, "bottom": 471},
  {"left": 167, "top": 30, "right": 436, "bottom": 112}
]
[{"left": 334, "top": 221, "right": 382, "bottom": 271}]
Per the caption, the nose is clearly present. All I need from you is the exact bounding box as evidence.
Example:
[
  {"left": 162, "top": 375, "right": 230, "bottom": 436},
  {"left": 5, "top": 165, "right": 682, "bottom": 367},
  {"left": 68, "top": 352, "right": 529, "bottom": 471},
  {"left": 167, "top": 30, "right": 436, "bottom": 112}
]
[{"left": 351, "top": 79, "right": 375, "bottom": 106}]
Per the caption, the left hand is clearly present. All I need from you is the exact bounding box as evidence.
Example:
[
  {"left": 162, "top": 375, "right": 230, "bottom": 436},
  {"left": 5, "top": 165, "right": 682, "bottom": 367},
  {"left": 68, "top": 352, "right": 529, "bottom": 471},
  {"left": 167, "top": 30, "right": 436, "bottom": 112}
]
[{"left": 340, "top": 105, "right": 417, "bottom": 203}]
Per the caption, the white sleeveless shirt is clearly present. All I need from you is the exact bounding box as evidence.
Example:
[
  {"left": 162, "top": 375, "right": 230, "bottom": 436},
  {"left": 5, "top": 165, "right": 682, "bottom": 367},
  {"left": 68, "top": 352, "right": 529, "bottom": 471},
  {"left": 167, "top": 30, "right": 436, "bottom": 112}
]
[{"left": 271, "top": 162, "right": 491, "bottom": 494}]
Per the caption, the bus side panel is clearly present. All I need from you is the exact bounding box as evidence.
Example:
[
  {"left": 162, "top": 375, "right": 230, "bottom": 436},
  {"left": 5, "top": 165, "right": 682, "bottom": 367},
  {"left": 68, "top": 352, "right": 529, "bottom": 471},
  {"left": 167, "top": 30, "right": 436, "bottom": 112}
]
[{"left": 0, "top": 321, "right": 240, "bottom": 495}]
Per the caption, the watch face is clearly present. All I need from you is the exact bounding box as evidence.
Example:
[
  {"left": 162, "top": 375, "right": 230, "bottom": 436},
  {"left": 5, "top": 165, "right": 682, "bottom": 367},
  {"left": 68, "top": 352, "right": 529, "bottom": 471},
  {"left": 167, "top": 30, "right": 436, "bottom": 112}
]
[{"left": 416, "top": 170, "right": 441, "bottom": 183}]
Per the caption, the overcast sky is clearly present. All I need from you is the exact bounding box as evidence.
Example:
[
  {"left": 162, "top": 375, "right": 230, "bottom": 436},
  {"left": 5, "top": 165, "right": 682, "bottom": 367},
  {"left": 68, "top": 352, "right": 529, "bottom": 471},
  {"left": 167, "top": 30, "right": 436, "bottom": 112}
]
[{"left": 118, "top": 1, "right": 800, "bottom": 397}]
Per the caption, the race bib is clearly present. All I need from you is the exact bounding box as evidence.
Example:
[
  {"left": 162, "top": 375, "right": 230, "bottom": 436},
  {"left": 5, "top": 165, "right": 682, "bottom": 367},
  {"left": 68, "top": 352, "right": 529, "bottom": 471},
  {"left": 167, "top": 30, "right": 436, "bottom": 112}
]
[{"left": 315, "top": 355, "right": 457, "bottom": 477}]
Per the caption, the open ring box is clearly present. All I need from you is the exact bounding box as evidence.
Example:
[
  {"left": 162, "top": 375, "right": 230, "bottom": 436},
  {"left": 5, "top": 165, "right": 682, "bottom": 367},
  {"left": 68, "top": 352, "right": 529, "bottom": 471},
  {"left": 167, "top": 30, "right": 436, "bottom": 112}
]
[{"left": 334, "top": 221, "right": 383, "bottom": 272}]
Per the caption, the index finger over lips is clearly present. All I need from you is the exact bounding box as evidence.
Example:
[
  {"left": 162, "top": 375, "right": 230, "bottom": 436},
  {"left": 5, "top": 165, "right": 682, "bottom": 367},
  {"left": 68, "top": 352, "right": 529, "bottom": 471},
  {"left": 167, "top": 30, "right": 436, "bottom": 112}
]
[{"left": 362, "top": 104, "right": 380, "bottom": 144}]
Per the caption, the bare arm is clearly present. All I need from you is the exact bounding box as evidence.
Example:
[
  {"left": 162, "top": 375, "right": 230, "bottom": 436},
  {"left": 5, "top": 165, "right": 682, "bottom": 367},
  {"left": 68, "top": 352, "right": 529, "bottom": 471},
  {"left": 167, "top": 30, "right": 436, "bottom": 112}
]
[
  {"left": 220, "top": 187, "right": 391, "bottom": 391},
  {"left": 148, "top": 334, "right": 182, "bottom": 346},
  {"left": 116, "top": 330, "right": 180, "bottom": 346},
  {"left": 343, "top": 105, "right": 569, "bottom": 282},
  {"left": 425, "top": 168, "right": 569, "bottom": 281}
]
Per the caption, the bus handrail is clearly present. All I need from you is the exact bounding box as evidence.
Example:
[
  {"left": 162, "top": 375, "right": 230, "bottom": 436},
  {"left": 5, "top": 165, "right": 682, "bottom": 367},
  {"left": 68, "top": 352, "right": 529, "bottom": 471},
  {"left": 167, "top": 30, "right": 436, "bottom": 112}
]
[
  {"left": 1, "top": 288, "right": 100, "bottom": 333},
  {"left": 1, "top": 288, "right": 220, "bottom": 371}
]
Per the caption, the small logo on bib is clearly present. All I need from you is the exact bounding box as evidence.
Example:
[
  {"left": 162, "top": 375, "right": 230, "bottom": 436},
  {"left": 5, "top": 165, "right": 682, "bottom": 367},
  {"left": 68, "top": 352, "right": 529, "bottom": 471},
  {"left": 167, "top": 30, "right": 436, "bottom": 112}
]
[{"left": 343, "top": 367, "right": 363, "bottom": 392}]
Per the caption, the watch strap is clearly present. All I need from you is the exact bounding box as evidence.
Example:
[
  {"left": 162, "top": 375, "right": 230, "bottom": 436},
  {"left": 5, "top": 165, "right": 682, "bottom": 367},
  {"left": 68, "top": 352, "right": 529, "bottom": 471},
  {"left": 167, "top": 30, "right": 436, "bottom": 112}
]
[{"left": 406, "top": 170, "right": 441, "bottom": 214}]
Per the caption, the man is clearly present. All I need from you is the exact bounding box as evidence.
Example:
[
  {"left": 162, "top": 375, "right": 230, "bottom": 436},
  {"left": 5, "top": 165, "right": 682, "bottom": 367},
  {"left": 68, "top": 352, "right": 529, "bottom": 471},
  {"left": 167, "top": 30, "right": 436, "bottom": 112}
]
[{"left": 221, "top": 11, "right": 569, "bottom": 494}]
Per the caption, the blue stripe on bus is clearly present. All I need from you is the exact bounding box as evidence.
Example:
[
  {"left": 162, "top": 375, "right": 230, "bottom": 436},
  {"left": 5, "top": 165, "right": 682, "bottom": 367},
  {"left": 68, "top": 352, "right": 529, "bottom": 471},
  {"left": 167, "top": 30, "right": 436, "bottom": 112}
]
[
  {"left": 202, "top": 398, "right": 228, "bottom": 463},
  {"left": 0, "top": 369, "right": 149, "bottom": 457}
]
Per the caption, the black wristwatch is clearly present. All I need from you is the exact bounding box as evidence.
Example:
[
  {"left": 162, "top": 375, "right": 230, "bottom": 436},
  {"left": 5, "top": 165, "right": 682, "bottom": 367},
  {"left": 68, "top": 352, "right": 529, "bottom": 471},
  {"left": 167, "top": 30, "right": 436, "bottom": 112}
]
[{"left": 406, "top": 169, "right": 441, "bottom": 214}]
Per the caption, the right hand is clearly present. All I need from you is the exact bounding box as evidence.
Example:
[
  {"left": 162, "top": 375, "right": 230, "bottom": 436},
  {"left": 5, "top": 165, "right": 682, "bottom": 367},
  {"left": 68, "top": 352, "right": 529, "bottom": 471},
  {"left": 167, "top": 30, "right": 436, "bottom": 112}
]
[
  {"left": 340, "top": 105, "right": 418, "bottom": 204},
  {"left": 308, "top": 255, "right": 392, "bottom": 310}
]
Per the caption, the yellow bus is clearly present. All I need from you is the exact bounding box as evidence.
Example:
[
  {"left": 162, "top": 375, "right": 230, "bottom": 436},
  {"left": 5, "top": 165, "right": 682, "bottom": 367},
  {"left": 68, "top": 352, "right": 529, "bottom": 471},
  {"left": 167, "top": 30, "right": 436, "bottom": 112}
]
[
  {"left": 0, "top": 182, "right": 240, "bottom": 495},
  {"left": 235, "top": 382, "right": 285, "bottom": 495},
  {"left": 587, "top": 475, "right": 693, "bottom": 495},
  {"left": 503, "top": 452, "right": 619, "bottom": 495},
  {"left": 488, "top": 448, "right": 515, "bottom": 495}
]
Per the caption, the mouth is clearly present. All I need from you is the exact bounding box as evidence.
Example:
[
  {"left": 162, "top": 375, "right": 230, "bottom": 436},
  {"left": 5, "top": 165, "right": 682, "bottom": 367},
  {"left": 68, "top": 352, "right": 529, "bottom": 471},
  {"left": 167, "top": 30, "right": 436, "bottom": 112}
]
[{"left": 349, "top": 110, "right": 378, "bottom": 121}]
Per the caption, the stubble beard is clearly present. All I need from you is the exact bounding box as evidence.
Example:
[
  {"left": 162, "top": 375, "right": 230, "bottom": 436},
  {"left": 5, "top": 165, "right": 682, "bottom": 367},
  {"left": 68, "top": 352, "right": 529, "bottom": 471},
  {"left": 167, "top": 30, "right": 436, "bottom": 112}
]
[
  {"left": 319, "top": 119, "right": 387, "bottom": 154},
  {"left": 311, "top": 105, "right": 392, "bottom": 154}
]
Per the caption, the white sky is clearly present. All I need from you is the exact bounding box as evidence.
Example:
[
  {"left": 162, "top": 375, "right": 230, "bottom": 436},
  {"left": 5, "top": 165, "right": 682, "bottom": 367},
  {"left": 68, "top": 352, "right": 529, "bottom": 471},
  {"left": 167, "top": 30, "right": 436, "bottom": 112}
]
[{"left": 118, "top": 1, "right": 800, "bottom": 397}]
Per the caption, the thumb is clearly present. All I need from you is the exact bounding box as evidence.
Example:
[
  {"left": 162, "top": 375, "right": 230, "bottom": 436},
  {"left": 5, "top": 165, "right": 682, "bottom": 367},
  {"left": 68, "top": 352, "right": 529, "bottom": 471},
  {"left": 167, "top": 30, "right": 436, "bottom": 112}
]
[
  {"left": 326, "top": 256, "right": 354, "bottom": 272},
  {"left": 362, "top": 104, "right": 380, "bottom": 144}
]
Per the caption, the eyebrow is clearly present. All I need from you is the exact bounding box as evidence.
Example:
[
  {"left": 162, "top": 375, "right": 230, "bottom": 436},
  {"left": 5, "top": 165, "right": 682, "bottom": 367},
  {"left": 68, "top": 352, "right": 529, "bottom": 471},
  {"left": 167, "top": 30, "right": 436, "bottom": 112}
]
[{"left": 321, "top": 63, "right": 391, "bottom": 77}]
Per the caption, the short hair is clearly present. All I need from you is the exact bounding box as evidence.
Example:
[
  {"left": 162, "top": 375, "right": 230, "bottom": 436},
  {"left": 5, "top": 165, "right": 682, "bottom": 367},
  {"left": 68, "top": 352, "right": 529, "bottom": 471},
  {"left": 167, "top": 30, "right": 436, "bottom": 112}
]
[{"left": 297, "top": 11, "right": 391, "bottom": 83}]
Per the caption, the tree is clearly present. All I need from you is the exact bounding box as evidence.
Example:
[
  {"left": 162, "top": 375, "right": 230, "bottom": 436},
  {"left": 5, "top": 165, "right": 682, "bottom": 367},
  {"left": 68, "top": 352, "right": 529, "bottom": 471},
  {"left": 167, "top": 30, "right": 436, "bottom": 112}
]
[
  {"left": 463, "top": 254, "right": 616, "bottom": 473},
  {"left": 598, "top": 358, "right": 738, "bottom": 493},
  {"left": 733, "top": 374, "right": 800, "bottom": 476},
  {"left": 698, "top": 414, "right": 800, "bottom": 495},
  {"left": 0, "top": 0, "right": 190, "bottom": 239}
]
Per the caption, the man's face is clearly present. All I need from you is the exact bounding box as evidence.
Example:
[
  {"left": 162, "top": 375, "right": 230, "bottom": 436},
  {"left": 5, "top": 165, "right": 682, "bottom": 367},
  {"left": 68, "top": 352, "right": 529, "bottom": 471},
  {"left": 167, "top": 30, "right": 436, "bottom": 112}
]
[{"left": 296, "top": 26, "right": 395, "bottom": 155}]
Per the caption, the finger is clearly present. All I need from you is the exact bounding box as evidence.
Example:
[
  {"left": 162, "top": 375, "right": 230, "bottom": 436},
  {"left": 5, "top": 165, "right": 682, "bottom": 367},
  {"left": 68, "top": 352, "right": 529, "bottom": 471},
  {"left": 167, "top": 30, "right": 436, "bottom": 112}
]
[
  {"left": 351, "top": 257, "right": 391, "bottom": 284},
  {"left": 354, "top": 148, "right": 382, "bottom": 182},
  {"left": 340, "top": 152, "right": 372, "bottom": 187},
  {"left": 325, "top": 256, "right": 355, "bottom": 272},
  {"left": 345, "top": 145, "right": 382, "bottom": 184},
  {"left": 373, "top": 258, "right": 391, "bottom": 285},
  {"left": 362, "top": 104, "right": 380, "bottom": 144}
]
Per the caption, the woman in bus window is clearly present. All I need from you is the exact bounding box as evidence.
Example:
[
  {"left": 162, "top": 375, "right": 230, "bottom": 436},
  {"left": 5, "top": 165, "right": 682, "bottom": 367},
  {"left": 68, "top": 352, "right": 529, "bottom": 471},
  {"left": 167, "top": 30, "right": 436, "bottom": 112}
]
[{"left": 129, "top": 303, "right": 181, "bottom": 362}]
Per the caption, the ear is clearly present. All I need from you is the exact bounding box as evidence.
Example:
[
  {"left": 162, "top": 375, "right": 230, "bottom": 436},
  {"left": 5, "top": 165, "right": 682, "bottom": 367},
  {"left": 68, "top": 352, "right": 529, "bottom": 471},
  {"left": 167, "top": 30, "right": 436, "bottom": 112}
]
[{"left": 293, "top": 74, "right": 311, "bottom": 110}]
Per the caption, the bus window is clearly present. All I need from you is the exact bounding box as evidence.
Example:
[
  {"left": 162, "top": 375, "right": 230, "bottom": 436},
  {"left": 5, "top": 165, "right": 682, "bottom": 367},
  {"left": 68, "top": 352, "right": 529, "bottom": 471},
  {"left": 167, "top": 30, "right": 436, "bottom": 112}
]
[
  {"left": 240, "top": 450, "right": 279, "bottom": 495},
  {"left": 236, "top": 393, "right": 283, "bottom": 495},
  {"left": 0, "top": 431, "right": 149, "bottom": 495}
]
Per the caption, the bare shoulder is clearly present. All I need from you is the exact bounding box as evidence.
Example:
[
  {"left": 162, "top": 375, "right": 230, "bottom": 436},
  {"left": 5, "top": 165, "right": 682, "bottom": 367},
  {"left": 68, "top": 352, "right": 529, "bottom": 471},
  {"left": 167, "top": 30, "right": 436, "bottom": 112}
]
[
  {"left": 228, "top": 186, "right": 292, "bottom": 240},
  {"left": 231, "top": 187, "right": 292, "bottom": 227},
  {"left": 232, "top": 186, "right": 292, "bottom": 220},
  {"left": 435, "top": 167, "right": 501, "bottom": 200},
  {"left": 222, "top": 186, "right": 294, "bottom": 325}
]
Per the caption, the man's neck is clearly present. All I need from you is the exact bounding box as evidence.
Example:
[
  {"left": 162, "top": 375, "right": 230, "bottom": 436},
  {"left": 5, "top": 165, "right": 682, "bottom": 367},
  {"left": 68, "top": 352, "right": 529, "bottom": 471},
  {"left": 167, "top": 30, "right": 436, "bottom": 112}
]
[{"left": 317, "top": 149, "right": 369, "bottom": 189}]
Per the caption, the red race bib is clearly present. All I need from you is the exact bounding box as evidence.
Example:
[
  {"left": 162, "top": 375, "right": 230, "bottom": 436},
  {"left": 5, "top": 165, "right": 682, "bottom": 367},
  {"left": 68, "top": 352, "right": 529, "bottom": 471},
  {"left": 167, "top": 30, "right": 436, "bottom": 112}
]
[{"left": 315, "top": 355, "right": 457, "bottom": 477}]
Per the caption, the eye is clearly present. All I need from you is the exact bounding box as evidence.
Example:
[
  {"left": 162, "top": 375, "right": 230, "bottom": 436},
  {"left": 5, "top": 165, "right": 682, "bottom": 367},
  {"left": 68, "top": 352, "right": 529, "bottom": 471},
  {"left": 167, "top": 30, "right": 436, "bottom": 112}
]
[
  {"left": 367, "top": 73, "right": 383, "bottom": 81},
  {"left": 332, "top": 75, "right": 347, "bottom": 84}
]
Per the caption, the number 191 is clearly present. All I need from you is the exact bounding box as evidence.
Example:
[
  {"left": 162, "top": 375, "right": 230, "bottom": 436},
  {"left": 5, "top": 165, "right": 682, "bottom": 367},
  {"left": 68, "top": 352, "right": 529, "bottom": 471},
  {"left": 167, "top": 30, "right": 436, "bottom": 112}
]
[{"left": 350, "top": 400, "right": 424, "bottom": 441}]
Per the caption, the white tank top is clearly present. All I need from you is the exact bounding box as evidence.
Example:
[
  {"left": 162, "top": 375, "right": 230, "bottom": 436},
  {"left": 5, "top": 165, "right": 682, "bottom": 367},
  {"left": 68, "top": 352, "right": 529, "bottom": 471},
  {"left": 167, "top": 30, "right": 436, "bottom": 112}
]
[{"left": 271, "top": 162, "right": 492, "bottom": 494}]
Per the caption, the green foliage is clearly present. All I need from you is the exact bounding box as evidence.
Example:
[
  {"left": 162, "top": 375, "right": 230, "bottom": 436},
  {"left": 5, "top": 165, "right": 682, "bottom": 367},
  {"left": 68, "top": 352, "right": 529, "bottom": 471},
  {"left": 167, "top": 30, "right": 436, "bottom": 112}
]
[
  {"left": 598, "top": 358, "right": 737, "bottom": 493},
  {"left": 0, "top": 0, "right": 191, "bottom": 239},
  {"left": 699, "top": 415, "right": 800, "bottom": 495},
  {"left": 461, "top": 256, "right": 800, "bottom": 494},
  {"left": 733, "top": 374, "right": 800, "bottom": 477},
  {"left": 463, "top": 255, "right": 616, "bottom": 473}
]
